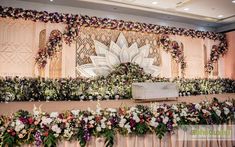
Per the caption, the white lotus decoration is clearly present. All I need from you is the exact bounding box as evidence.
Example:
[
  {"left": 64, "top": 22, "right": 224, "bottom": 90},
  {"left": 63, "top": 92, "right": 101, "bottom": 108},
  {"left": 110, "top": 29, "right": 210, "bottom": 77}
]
[{"left": 77, "top": 33, "right": 160, "bottom": 77}]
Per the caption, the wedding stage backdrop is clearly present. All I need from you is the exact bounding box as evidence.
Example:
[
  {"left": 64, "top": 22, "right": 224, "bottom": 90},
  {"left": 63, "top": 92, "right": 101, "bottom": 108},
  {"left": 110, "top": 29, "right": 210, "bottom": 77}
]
[
  {"left": 0, "top": 6, "right": 234, "bottom": 79},
  {"left": 0, "top": 6, "right": 235, "bottom": 147}
]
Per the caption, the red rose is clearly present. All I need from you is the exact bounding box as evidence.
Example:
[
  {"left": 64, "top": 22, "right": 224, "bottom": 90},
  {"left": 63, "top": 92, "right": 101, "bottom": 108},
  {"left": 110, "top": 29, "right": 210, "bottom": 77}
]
[
  {"left": 11, "top": 131, "right": 16, "bottom": 136},
  {"left": 28, "top": 117, "right": 34, "bottom": 124},
  {"left": 43, "top": 131, "right": 49, "bottom": 137}
]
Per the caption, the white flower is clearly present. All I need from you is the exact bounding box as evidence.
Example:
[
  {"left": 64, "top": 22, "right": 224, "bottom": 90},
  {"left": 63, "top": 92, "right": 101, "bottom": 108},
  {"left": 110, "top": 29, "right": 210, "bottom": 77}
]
[
  {"left": 10, "top": 122, "right": 15, "bottom": 127},
  {"left": 22, "top": 129, "right": 26, "bottom": 134},
  {"left": 89, "top": 120, "right": 95, "bottom": 125},
  {"left": 172, "top": 105, "right": 178, "bottom": 111},
  {"left": 133, "top": 113, "right": 140, "bottom": 123},
  {"left": 173, "top": 113, "right": 180, "bottom": 122},
  {"left": 180, "top": 110, "right": 187, "bottom": 117},
  {"left": 124, "top": 123, "right": 131, "bottom": 133},
  {"left": 83, "top": 117, "right": 88, "bottom": 123},
  {"left": 71, "top": 110, "right": 80, "bottom": 116},
  {"left": 51, "top": 124, "right": 61, "bottom": 134},
  {"left": 41, "top": 116, "right": 53, "bottom": 125},
  {"left": 129, "top": 107, "right": 137, "bottom": 112},
  {"left": 33, "top": 111, "right": 40, "bottom": 116},
  {"left": 64, "top": 129, "right": 73, "bottom": 139},
  {"left": 101, "top": 123, "right": 106, "bottom": 129},
  {"left": 119, "top": 116, "right": 127, "bottom": 127},
  {"left": 224, "top": 107, "right": 230, "bottom": 115},
  {"left": 212, "top": 106, "right": 217, "bottom": 111},
  {"left": 88, "top": 116, "right": 94, "bottom": 120},
  {"left": 202, "top": 109, "right": 211, "bottom": 115},
  {"left": 96, "top": 108, "right": 101, "bottom": 115},
  {"left": 96, "top": 126, "right": 102, "bottom": 132},
  {"left": 150, "top": 117, "right": 158, "bottom": 127},
  {"left": 215, "top": 109, "right": 221, "bottom": 116},
  {"left": 101, "top": 117, "right": 107, "bottom": 123},
  {"left": 176, "top": 117, "right": 180, "bottom": 121},
  {"left": 107, "top": 108, "right": 117, "bottom": 113},
  {"left": 225, "top": 101, "right": 232, "bottom": 106},
  {"left": 162, "top": 117, "right": 169, "bottom": 124},
  {"left": 15, "top": 120, "right": 24, "bottom": 132},
  {"left": 50, "top": 112, "right": 59, "bottom": 118},
  {"left": 195, "top": 103, "right": 202, "bottom": 110},
  {"left": 16, "top": 120, "right": 21, "bottom": 126}
]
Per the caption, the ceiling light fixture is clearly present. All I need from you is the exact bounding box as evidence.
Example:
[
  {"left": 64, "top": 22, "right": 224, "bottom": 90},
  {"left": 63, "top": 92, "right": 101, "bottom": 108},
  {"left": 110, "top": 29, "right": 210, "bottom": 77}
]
[
  {"left": 232, "top": 0, "right": 235, "bottom": 3},
  {"left": 152, "top": 1, "right": 158, "bottom": 5},
  {"left": 183, "top": 8, "right": 189, "bottom": 11},
  {"left": 50, "top": 0, "right": 53, "bottom": 2},
  {"left": 217, "top": 15, "right": 223, "bottom": 18}
]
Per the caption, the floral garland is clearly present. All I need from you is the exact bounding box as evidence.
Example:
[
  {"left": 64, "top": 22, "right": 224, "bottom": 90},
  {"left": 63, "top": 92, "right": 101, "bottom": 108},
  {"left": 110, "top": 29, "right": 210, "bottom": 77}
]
[
  {"left": 35, "top": 30, "right": 63, "bottom": 67},
  {"left": 0, "top": 6, "right": 228, "bottom": 71},
  {"left": 158, "top": 35, "right": 187, "bottom": 76},
  {"left": 0, "top": 63, "right": 235, "bottom": 102},
  {"left": 0, "top": 98, "right": 234, "bottom": 147},
  {"left": 0, "top": 6, "right": 226, "bottom": 41}
]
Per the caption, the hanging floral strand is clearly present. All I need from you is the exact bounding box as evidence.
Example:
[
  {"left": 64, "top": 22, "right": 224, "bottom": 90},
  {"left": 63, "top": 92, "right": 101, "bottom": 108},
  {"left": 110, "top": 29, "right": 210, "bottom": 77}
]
[
  {"left": 205, "top": 39, "right": 228, "bottom": 73},
  {"left": 35, "top": 30, "right": 63, "bottom": 67},
  {"left": 158, "top": 35, "right": 187, "bottom": 76}
]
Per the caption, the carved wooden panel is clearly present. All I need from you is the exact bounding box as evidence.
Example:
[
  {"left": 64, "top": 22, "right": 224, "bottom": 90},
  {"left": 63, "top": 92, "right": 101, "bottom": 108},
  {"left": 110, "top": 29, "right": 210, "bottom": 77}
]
[
  {"left": 203, "top": 44, "right": 208, "bottom": 78},
  {"left": 39, "top": 29, "right": 46, "bottom": 49},
  {"left": 213, "top": 61, "right": 218, "bottom": 77},
  {"left": 171, "top": 58, "right": 179, "bottom": 78},
  {"left": 49, "top": 51, "right": 62, "bottom": 78},
  {"left": 49, "top": 30, "right": 62, "bottom": 78},
  {"left": 75, "top": 27, "right": 161, "bottom": 74}
]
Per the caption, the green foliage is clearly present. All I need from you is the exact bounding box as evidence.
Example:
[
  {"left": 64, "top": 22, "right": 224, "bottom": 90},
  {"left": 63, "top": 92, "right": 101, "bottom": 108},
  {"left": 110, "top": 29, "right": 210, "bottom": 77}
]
[
  {"left": 103, "top": 129, "right": 115, "bottom": 147},
  {"left": 155, "top": 123, "right": 167, "bottom": 139},
  {"left": 2, "top": 132, "right": 16, "bottom": 147},
  {"left": 135, "top": 123, "right": 149, "bottom": 135},
  {"left": 43, "top": 132, "right": 57, "bottom": 147},
  {"left": 77, "top": 128, "right": 86, "bottom": 147}
]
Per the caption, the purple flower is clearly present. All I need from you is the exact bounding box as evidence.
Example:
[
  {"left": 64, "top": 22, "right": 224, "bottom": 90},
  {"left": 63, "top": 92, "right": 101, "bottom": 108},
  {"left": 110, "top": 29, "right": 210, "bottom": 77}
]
[
  {"left": 34, "top": 131, "right": 42, "bottom": 147},
  {"left": 167, "top": 122, "right": 173, "bottom": 131},
  {"left": 129, "top": 119, "right": 136, "bottom": 128},
  {"left": 83, "top": 128, "right": 91, "bottom": 141}
]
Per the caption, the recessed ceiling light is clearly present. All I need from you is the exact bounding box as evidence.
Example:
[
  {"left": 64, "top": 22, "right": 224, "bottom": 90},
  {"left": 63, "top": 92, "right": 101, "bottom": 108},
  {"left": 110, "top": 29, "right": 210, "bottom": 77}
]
[
  {"left": 232, "top": 0, "right": 235, "bottom": 3},
  {"left": 152, "top": 1, "right": 158, "bottom": 5},
  {"left": 217, "top": 15, "right": 223, "bottom": 18},
  {"left": 183, "top": 8, "right": 189, "bottom": 11},
  {"left": 50, "top": 0, "right": 53, "bottom": 2}
]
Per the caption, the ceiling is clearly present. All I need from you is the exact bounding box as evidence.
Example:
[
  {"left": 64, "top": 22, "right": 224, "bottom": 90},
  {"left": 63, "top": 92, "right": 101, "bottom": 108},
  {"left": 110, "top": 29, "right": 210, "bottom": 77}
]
[{"left": 18, "top": 0, "right": 235, "bottom": 31}]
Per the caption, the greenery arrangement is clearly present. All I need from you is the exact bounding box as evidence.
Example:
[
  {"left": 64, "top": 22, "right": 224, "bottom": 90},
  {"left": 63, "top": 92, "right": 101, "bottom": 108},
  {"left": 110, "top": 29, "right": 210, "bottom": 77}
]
[
  {"left": 0, "top": 63, "right": 234, "bottom": 102},
  {"left": 0, "top": 98, "right": 234, "bottom": 147}
]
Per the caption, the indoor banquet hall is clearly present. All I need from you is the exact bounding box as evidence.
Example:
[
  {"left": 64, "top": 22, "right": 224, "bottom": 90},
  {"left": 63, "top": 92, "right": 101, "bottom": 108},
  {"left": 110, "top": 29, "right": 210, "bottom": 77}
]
[{"left": 0, "top": 0, "right": 235, "bottom": 146}]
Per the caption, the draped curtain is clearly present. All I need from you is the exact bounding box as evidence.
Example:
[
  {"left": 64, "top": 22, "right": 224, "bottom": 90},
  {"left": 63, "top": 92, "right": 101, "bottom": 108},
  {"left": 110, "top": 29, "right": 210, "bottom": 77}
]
[{"left": 22, "top": 123, "right": 234, "bottom": 147}]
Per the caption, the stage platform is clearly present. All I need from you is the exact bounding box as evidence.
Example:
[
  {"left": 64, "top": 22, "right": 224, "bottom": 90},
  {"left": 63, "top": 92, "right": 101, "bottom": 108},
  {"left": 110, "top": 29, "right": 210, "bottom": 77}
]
[{"left": 0, "top": 93, "right": 234, "bottom": 115}]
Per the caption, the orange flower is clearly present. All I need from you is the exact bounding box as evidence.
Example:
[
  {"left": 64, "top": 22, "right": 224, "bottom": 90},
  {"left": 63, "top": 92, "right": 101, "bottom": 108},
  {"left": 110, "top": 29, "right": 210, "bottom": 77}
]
[{"left": 43, "top": 131, "right": 49, "bottom": 137}]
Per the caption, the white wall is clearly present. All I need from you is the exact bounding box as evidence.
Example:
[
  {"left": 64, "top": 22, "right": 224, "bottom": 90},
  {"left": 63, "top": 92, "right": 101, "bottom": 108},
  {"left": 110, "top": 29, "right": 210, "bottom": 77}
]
[{"left": 0, "top": 0, "right": 213, "bottom": 32}]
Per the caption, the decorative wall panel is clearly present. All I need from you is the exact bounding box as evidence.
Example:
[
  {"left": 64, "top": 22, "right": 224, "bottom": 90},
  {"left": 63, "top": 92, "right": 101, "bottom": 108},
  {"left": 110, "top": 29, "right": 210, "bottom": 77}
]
[
  {"left": 0, "top": 18, "right": 36, "bottom": 77},
  {"left": 0, "top": 18, "right": 230, "bottom": 79},
  {"left": 75, "top": 27, "right": 161, "bottom": 76}
]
